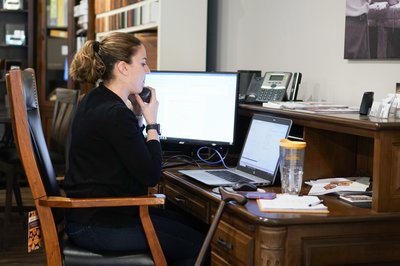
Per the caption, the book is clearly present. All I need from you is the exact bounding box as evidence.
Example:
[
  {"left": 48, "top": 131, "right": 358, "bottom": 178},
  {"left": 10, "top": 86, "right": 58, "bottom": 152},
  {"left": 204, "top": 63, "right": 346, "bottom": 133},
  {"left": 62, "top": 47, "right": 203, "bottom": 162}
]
[
  {"left": 257, "top": 194, "right": 329, "bottom": 213},
  {"left": 49, "top": 29, "right": 68, "bottom": 38},
  {"left": 306, "top": 177, "right": 370, "bottom": 196}
]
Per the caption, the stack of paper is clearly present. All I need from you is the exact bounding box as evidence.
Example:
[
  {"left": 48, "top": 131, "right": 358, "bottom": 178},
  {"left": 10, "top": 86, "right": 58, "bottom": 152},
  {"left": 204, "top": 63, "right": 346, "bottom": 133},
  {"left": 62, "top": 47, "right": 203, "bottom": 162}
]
[
  {"left": 257, "top": 194, "right": 329, "bottom": 213},
  {"left": 306, "top": 177, "right": 370, "bottom": 196}
]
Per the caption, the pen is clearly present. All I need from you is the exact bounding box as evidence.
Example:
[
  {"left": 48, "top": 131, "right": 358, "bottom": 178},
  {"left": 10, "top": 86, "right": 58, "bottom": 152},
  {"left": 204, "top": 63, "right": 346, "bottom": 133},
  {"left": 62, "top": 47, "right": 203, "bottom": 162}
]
[{"left": 308, "top": 200, "right": 324, "bottom": 207}]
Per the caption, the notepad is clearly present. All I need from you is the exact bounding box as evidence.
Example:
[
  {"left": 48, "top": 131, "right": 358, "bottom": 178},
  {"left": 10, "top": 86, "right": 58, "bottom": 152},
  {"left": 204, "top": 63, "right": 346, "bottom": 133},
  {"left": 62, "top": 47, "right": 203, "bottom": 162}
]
[{"left": 257, "top": 194, "right": 329, "bottom": 213}]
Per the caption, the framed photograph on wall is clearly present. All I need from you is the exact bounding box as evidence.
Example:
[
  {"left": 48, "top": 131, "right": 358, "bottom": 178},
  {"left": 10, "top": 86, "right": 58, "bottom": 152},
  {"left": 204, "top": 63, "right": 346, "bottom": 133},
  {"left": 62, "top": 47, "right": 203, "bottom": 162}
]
[{"left": 344, "top": 0, "right": 400, "bottom": 59}]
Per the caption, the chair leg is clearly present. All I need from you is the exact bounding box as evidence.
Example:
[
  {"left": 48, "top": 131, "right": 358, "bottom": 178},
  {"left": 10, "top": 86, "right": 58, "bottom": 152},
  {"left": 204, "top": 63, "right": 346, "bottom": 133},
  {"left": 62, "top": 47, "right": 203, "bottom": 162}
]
[
  {"left": 2, "top": 170, "right": 14, "bottom": 249},
  {"left": 13, "top": 174, "right": 24, "bottom": 215}
]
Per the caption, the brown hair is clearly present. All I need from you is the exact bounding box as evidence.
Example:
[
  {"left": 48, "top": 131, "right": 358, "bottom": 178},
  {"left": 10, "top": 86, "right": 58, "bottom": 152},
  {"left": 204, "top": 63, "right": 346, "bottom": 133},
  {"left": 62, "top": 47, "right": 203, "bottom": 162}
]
[{"left": 69, "top": 32, "right": 142, "bottom": 84}]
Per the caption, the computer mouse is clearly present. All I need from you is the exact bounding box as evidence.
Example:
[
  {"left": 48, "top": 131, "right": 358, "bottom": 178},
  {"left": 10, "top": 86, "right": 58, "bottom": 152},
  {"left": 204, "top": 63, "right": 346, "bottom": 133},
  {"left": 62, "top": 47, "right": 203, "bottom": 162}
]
[{"left": 232, "top": 182, "right": 257, "bottom": 191}]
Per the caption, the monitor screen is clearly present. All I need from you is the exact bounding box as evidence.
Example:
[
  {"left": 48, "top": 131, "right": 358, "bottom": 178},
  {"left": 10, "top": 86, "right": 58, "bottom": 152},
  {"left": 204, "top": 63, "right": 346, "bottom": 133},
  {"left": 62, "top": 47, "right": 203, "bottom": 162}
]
[{"left": 144, "top": 71, "right": 238, "bottom": 146}]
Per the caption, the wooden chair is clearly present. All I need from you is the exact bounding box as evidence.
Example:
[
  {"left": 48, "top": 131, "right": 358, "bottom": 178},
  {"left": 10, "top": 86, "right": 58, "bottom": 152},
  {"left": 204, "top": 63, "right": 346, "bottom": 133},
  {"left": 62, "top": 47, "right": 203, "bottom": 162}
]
[
  {"left": 49, "top": 88, "right": 80, "bottom": 175},
  {"left": 6, "top": 68, "right": 167, "bottom": 265},
  {"left": 0, "top": 86, "right": 79, "bottom": 249}
]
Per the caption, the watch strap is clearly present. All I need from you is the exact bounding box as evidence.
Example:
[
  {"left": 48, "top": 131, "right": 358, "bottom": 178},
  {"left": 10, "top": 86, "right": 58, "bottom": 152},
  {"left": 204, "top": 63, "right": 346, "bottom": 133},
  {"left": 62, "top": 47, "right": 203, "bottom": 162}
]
[{"left": 146, "top": 123, "right": 161, "bottom": 135}]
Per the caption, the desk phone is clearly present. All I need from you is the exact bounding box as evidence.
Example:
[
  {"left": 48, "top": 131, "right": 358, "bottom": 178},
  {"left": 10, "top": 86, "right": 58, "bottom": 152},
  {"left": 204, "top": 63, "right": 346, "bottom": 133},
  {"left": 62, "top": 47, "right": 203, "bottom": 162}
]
[
  {"left": 257, "top": 72, "right": 292, "bottom": 102},
  {"left": 245, "top": 72, "right": 293, "bottom": 103}
]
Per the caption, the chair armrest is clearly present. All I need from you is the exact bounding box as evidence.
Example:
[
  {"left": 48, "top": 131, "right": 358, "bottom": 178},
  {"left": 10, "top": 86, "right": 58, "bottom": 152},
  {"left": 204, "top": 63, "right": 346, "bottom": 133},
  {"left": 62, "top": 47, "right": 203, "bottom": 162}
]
[{"left": 38, "top": 194, "right": 165, "bottom": 208}]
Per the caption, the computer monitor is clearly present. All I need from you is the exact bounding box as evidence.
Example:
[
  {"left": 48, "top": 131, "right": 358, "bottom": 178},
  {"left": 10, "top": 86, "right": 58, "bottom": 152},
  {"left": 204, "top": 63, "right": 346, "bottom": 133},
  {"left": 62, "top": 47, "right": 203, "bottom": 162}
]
[{"left": 144, "top": 71, "right": 238, "bottom": 147}]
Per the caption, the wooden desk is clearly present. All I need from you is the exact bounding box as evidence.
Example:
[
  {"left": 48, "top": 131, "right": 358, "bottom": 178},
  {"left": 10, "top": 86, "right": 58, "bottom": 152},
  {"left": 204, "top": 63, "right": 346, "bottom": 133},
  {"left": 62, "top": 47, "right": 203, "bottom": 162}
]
[
  {"left": 160, "top": 105, "right": 400, "bottom": 264},
  {"left": 162, "top": 169, "right": 400, "bottom": 265},
  {"left": 238, "top": 104, "right": 400, "bottom": 213}
]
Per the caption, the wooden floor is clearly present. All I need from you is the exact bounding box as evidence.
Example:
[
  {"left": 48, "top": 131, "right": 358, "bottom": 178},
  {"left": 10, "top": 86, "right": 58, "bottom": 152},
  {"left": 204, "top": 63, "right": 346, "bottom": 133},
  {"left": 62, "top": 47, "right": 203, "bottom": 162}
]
[{"left": 0, "top": 187, "right": 46, "bottom": 265}]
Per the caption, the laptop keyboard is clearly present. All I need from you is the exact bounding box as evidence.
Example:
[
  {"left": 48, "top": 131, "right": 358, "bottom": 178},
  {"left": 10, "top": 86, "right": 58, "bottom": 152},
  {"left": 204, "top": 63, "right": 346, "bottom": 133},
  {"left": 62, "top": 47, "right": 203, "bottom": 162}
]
[{"left": 206, "top": 170, "right": 253, "bottom": 183}]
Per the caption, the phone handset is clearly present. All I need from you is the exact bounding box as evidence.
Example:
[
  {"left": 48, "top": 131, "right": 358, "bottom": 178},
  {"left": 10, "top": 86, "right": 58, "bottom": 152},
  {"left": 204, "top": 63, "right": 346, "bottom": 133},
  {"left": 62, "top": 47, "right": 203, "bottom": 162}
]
[
  {"left": 245, "top": 74, "right": 265, "bottom": 103},
  {"left": 139, "top": 86, "right": 151, "bottom": 103},
  {"left": 288, "top": 72, "right": 302, "bottom": 101}
]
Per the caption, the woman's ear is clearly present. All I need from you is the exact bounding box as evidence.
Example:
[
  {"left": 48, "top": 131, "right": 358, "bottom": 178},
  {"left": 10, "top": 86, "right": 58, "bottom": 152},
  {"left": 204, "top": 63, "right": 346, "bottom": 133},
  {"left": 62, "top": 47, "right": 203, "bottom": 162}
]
[{"left": 115, "top": 60, "right": 128, "bottom": 76}]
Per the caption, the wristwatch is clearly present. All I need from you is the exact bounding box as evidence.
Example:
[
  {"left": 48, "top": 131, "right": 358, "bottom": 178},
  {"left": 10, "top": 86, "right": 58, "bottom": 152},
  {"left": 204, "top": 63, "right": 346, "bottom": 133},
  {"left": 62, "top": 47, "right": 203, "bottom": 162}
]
[{"left": 146, "top": 123, "right": 161, "bottom": 135}]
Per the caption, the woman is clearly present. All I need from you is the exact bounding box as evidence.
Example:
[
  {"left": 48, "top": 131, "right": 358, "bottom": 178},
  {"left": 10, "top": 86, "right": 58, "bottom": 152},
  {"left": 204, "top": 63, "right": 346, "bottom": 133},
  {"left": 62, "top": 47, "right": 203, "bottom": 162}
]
[{"left": 64, "top": 32, "right": 205, "bottom": 265}]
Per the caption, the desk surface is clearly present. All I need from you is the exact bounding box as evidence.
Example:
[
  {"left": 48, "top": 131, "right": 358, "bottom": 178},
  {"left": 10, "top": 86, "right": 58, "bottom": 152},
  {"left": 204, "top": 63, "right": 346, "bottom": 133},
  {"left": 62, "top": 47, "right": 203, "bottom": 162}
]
[
  {"left": 239, "top": 103, "right": 400, "bottom": 131},
  {"left": 163, "top": 168, "right": 400, "bottom": 226}
]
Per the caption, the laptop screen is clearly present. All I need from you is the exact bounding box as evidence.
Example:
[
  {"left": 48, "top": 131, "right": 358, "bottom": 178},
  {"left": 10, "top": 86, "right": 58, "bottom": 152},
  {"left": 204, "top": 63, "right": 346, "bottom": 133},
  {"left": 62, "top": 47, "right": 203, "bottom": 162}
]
[{"left": 237, "top": 114, "right": 292, "bottom": 180}]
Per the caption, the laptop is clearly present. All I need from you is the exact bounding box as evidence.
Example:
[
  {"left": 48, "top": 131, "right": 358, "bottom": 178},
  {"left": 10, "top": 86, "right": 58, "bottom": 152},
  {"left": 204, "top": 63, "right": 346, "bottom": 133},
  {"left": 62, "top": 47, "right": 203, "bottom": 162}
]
[{"left": 179, "top": 114, "right": 292, "bottom": 186}]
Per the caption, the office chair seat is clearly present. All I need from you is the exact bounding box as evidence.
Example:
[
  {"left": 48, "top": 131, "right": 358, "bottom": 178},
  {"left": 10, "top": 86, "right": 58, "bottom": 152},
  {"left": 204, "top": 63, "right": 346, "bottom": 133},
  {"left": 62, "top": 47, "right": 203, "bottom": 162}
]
[{"left": 62, "top": 237, "right": 154, "bottom": 266}]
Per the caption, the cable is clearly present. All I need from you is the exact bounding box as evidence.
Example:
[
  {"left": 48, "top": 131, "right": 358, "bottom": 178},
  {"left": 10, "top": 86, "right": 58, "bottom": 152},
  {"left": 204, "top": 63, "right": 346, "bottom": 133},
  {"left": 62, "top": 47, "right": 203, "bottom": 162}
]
[
  {"left": 162, "top": 154, "right": 201, "bottom": 168},
  {"left": 196, "top": 146, "right": 230, "bottom": 169}
]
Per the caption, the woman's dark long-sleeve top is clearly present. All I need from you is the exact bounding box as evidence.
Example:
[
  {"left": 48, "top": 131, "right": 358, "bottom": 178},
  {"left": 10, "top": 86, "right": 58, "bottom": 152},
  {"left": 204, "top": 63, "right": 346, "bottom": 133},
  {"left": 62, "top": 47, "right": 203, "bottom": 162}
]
[{"left": 64, "top": 84, "right": 162, "bottom": 227}]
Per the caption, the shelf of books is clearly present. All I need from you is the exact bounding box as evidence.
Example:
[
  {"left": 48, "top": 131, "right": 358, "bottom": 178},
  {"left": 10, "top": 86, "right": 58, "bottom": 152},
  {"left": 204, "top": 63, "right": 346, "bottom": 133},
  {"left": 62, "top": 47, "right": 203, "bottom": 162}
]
[
  {"left": 93, "top": 0, "right": 207, "bottom": 71},
  {"left": 74, "top": 0, "right": 89, "bottom": 52},
  {"left": 95, "top": 0, "right": 159, "bottom": 39},
  {"left": 94, "top": 0, "right": 159, "bottom": 69}
]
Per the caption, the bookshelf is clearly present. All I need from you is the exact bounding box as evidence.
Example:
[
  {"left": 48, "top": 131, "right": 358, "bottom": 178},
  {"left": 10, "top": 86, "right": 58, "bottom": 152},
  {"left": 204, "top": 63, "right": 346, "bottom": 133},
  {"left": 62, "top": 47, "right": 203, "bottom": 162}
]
[
  {"left": 68, "top": 0, "right": 94, "bottom": 92},
  {"left": 36, "top": 0, "right": 68, "bottom": 140},
  {"left": 0, "top": 0, "right": 35, "bottom": 108},
  {"left": 94, "top": 0, "right": 207, "bottom": 71},
  {"left": 36, "top": 0, "right": 94, "bottom": 140}
]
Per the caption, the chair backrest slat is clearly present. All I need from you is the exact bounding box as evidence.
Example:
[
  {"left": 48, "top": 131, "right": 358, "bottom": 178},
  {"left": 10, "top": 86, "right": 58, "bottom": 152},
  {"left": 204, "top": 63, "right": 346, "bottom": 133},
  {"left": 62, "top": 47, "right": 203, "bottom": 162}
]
[{"left": 50, "top": 88, "right": 80, "bottom": 166}]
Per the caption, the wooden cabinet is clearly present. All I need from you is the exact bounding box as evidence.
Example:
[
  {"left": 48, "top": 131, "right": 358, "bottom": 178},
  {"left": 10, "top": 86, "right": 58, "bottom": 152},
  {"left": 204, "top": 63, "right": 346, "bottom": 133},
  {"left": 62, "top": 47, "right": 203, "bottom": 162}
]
[
  {"left": 0, "top": 0, "right": 35, "bottom": 107},
  {"left": 94, "top": 0, "right": 207, "bottom": 71}
]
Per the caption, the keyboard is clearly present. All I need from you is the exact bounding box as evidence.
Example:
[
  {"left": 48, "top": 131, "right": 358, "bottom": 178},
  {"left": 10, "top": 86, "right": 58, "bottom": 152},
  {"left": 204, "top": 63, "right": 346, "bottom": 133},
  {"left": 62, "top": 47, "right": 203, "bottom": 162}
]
[{"left": 206, "top": 170, "right": 253, "bottom": 183}]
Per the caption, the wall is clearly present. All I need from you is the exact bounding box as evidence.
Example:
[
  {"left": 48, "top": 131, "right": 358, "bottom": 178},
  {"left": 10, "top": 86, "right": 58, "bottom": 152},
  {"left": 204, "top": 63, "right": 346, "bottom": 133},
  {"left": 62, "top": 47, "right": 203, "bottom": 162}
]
[{"left": 207, "top": 0, "right": 400, "bottom": 107}]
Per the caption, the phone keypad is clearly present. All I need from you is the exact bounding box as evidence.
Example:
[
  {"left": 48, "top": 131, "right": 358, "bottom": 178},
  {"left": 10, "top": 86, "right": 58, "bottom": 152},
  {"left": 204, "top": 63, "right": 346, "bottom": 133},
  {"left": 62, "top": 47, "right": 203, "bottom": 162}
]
[{"left": 256, "top": 89, "right": 286, "bottom": 102}]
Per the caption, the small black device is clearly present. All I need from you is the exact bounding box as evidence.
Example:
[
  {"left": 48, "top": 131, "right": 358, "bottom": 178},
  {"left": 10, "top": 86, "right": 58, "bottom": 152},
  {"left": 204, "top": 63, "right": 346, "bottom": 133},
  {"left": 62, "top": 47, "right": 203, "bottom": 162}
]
[
  {"left": 359, "top": 91, "right": 374, "bottom": 115},
  {"left": 139, "top": 86, "right": 151, "bottom": 103},
  {"left": 288, "top": 72, "right": 302, "bottom": 101},
  {"left": 232, "top": 182, "right": 258, "bottom": 191}
]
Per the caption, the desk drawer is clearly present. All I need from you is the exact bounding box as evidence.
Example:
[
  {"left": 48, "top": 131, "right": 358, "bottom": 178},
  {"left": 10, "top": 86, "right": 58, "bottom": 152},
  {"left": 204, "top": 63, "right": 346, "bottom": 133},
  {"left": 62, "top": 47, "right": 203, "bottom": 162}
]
[
  {"left": 212, "top": 219, "right": 254, "bottom": 265},
  {"left": 211, "top": 251, "right": 232, "bottom": 266},
  {"left": 164, "top": 183, "right": 210, "bottom": 223}
]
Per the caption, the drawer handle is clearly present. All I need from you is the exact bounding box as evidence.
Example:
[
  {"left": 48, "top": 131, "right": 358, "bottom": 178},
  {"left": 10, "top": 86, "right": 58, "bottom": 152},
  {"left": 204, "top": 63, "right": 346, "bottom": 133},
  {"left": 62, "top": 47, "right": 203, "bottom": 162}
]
[
  {"left": 217, "top": 238, "right": 232, "bottom": 250},
  {"left": 174, "top": 196, "right": 186, "bottom": 204}
]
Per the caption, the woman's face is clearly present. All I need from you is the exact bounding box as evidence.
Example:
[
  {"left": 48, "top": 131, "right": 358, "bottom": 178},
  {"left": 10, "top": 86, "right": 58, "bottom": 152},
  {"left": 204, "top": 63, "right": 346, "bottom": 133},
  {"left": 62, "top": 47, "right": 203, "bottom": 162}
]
[{"left": 128, "top": 44, "right": 150, "bottom": 94}]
